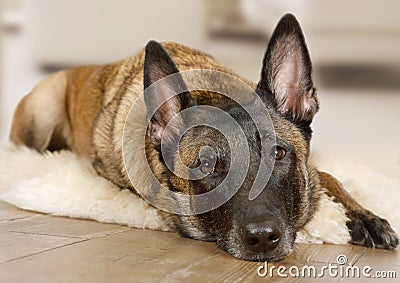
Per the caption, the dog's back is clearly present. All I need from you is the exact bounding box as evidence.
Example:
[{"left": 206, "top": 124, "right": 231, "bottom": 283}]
[{"left": 10, "top": 42, "right": 240, "bottom": 158}]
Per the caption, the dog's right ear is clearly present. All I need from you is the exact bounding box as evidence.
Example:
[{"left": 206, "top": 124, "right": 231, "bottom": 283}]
[
  {"left": 256, "top": 14, "right": 319, "bottom": 122},
  {"left": 144, "top": 40, "right": 196, "bottom": 144}
]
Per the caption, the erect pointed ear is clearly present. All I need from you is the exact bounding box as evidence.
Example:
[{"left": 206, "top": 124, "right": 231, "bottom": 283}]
[
  {"left": 144, "top": 40, "right": 196, "bottom": 144},
  {"left": 256, "top": 14, "right": 319, "bottom": 121}
]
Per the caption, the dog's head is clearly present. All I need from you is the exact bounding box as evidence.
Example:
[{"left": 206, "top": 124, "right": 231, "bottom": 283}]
[{"left": 142, "top": 14, "right": 320, "bottom": 261}]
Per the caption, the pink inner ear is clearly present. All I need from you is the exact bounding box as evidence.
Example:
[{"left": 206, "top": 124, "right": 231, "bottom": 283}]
[
  {"left": 150, "top": 94, "right": 182, "bottom": 144},
  {"left": 280, "top": 87, "right": 317, "bottom": 120},
  {"left": 273, "top": 54, "right": 317, "bottom": 120},
  {"left": 149, "top": 66, "right": 170, "bottom": 85},
  {"left": 273, "top": 56, "right": 301, "bottom": 111}
]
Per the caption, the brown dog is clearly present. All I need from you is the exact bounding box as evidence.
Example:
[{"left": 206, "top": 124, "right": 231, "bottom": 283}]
[{"left": 10, "top": 14, "right": 398, "bottom": 261}]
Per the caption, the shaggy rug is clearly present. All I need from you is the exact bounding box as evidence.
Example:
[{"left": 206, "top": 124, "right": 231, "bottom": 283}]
[{"left": 0, "top": 140, "right": 399, "bottom": 245}]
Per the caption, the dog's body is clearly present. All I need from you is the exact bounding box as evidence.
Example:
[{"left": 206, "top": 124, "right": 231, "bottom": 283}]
[{"left": 9, "top": 14, "right": 398, "bottom": 261}]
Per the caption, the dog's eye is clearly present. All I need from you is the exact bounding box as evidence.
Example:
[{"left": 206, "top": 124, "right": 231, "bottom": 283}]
[
  {"left": 200, "top": 157, "right": 215, "bottom": 175},
  {"left": 271, "top": 145, "right": 286, "bottom": 160},
  {"left": 198, "top": 146, "right": 217, "bottom": 175}
]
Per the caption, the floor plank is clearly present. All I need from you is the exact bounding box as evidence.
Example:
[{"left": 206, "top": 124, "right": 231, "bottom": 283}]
[
  {"left": 0, "top": 230, "right": 84, "bottom": 263},
  {"left": 0, "top": 201, "right": 37, "bottom": 222},
  {"left": 0, "top": 213, "right": 130, "bottom": 239}
]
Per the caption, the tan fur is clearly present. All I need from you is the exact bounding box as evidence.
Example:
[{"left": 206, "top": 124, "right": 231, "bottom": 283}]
[
  {"left": 10, "top": 71, "right": 68, "bottom": 150},
  {"left": 319, "top": 172, "right": 363, "bottom": 211}
]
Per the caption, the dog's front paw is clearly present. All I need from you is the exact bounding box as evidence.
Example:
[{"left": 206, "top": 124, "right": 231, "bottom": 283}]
[{"left": 346, "top": 211, "right": 399, "bottom": 250}]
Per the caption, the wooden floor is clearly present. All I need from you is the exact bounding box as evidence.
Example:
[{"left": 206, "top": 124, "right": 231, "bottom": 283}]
[{"left": 0, "top": 201, "right": 398, "bottom": 282}]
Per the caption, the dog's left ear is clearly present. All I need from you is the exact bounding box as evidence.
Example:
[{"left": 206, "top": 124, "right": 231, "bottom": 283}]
[
  {"left": 257, "top": 14, "right": 319, "bottom": 121},
  {"left": 144, "top": 40, "right": 196, "bottom": 144}
]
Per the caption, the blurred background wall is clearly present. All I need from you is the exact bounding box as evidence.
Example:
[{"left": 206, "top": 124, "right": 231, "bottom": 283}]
[{"left": 1, "top": 0, "right": 400, "bottom": 169}]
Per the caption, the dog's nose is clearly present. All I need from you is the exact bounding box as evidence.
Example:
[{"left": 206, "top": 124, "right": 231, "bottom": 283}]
[{"left": 241, "top": 218, "right": 282, "bottom": 253}]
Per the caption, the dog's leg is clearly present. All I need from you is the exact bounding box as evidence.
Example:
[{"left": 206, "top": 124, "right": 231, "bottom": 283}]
[
  {"left": 318, "top": 171, "right": 399, "bottom": 250},
  {"left": 10, "top": 71, "right": 69, "bottom": 151}
]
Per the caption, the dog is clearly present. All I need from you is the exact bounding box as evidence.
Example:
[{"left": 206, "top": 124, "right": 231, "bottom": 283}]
[{"left": 9, "top": 14, "right": 398, "bottom": 261}]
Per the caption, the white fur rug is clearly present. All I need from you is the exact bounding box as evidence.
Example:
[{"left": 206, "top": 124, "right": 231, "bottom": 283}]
[{"left": 0, "top": 140, "right": 399, "bottom": 245}]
